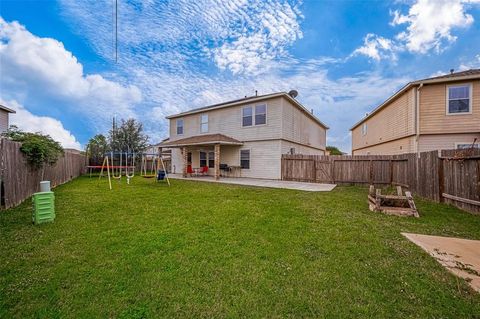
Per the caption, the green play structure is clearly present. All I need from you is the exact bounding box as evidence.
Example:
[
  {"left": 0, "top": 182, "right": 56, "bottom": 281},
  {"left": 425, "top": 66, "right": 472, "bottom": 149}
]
[{"left": 32, "top": 191, "right": 55, "bottom": 225}]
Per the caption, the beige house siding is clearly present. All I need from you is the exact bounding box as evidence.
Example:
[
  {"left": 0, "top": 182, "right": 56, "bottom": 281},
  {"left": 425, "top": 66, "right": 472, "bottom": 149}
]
[
  {"left": 0, "top": 109, "right": 9, "bottom": 132},
  {"left": 170, "top": 141, "right": 282, "bottom": 179},
  {"left": 281, "top": 98, "right": 326, "bottom": 150},
  {"left": 352, "top": 88, "right": 415, "bottom": 152},
  {"left": 169, "top": 97, "right": 283, "bottom": 142},
  {"left": 419, "top": 80, "right": 480, "bottom": 134},
  {"left": 418, "top": 133, "right": 480, "bottom": 152},
  {"left": 281, "top": 140, "right": 325, "bottom": 155},
  {"left": 352, "top": 136, "right": 415, "bottom": 155}
]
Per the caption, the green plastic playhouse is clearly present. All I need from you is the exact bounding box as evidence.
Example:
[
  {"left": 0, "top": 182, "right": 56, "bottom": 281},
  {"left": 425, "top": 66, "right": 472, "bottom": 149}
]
[{"left": 32, "top": 191, "right": 55, "bottom": 225}]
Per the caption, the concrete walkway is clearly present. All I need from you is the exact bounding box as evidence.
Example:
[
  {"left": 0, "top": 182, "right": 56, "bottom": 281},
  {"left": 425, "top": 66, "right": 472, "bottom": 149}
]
[
  {"left": 403, "top": 233, "right": 480, "bottom": 292},
  {"left": 169, "top": 174, "right": 336, "bottom": 192}
]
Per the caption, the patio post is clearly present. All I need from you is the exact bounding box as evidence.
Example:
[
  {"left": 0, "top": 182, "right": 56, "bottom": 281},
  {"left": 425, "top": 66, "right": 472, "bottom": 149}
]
[
  {"left": 182, "top": 147, "right": 188, "bottom": 177},
  {"left": 214, "top": 143, "right": 220, "bottom": 180}
]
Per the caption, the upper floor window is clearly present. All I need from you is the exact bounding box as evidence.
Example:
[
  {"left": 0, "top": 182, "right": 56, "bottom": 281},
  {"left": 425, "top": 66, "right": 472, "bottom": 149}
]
[
  {"left": 176, "top": 119, "right": 184, "bottom": 135},
  {"left": 242, "top": 107, "right": 253, "bottom": 127},
  {"left": 255, "top": 104, "right": 266, "bottom": 125},
  {"left": 200, "top": 114, "right": 208, "bottom": 133},
  {"left": 243, "top": 104, "right": 267, "bottom": 127},
  {"left": 447, "top": 84, "right": 472, "bottom": 115},
  {"left": 362, "top": 123, "right": 367, "bottom": 136}
]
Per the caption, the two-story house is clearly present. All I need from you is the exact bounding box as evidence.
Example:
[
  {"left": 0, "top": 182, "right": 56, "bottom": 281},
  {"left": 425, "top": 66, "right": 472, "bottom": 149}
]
[
  {"left": 0, "top": 104, "right": 15, "bottom": 133},
  {"left": 351, "top": 69, "right": 480, "bottom": 155},
  {"left": 160, "top": 91, "right": 328, "bottom": 180}
]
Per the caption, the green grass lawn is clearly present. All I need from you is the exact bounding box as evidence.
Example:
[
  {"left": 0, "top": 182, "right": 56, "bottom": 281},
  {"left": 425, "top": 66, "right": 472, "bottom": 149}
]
[{"left": 1, "top": 176, "right": 480, "bottom": 318}]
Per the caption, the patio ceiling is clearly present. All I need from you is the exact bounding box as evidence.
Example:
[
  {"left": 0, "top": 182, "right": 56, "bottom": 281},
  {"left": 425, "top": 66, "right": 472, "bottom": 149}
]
[{"left": 159, "top": 133, "right": 243, "bottom": 148}]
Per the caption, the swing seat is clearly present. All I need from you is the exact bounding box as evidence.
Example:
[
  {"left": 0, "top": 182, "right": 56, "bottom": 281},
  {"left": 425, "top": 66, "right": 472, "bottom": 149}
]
[
  {"left": 142, "top": 174, "right": 156, "bottom": 178},
  {"left": 157, "top": 170, "right": 166, "bottom": 181}
]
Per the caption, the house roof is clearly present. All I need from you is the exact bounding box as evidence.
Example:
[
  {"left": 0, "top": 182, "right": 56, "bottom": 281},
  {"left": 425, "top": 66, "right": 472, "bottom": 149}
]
[
  {"left": 159, "top": 133, "right": 243, "bottom": 148},
  {"left": 350, "top": 69, "right": 480, "bottom": 130},
  {"left": 166, "top": 92, "right": 329, "bottom": 129},
  {"left": 0, "top": 104, "right": 16, "bottom": 113}
]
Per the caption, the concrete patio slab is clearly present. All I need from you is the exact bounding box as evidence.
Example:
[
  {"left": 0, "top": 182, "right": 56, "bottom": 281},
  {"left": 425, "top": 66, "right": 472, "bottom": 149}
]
[
  {"left": 168, "top": 174, "right": 336, "bottom": 192},
  {"left": 402, "top": 232, "right": 480, "bottom": 292}
]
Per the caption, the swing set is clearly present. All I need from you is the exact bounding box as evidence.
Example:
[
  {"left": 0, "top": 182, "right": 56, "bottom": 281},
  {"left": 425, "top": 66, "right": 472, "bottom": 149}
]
[{"left": 98, "top": 151, "right": 170, "bottom": 190}]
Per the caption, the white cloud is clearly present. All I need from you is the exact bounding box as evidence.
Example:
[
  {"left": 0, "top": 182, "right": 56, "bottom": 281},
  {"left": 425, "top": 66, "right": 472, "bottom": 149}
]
[
  {"left": 2, "top": 99, "right": 81, "bottom": 149},
  {"left": 352, "top": 34, "right": 397, "bottom": 61},
  {"left": 0, "top": 17, "right": 142, "bottom": 127},
  {"left": 354, "top": 0, "right": 480, "bottom": 60},
  {"left": 391, "top": 0, "right": 475, "bottom": 53}
]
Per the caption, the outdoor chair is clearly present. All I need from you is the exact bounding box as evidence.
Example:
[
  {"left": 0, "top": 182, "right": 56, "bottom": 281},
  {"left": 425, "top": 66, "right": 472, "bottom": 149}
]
[{"left": 199, "top": 166, "right": 208, "bottom": 176}]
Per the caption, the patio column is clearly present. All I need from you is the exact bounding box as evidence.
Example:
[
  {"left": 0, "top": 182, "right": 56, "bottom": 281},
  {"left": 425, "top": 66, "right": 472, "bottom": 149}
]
[
  {"left": 214, "top": 143, "right": 220, "bottom": 180},
  {"left": 182, "top": 147, "right": 188, "bottom": 177}
]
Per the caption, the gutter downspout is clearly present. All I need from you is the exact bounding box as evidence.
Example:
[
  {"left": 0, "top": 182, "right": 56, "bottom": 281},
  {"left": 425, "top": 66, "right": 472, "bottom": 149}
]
[{"left": 415, "top": 83, "right": 423, "bottom": 156}]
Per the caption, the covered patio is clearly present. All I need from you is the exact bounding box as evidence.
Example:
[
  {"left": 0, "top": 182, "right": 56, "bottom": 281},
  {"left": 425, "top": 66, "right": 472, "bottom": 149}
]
[{"left": 160, "top": 134, "right": 244, "bottom": 180}]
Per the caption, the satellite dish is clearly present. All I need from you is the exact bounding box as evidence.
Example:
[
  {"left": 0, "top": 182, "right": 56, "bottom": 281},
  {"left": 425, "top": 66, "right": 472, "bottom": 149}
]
[{"left": 288, "top": 90, "right": 298, "bottom": 98}]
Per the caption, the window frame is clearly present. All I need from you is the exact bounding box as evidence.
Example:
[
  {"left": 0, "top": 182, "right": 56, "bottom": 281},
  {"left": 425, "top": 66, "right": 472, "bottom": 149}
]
[
  {"left": 208, "top": 151, "right": 215, "bottom": 168},
  {"left": 242, "top": 106, "right": 253, "bottom": 127},
  {"left": 455, "top": 142, "right": 480, "bottom": 149},
  {"left": 240, "top": 149, "right": 250, "bottom": 169},
  {"left": 176, "top": 118, "right": 184, "bottom": 135},
  {"left": 199, "top": 151, "right": 207, "bottom": 167},
  {"left": 446, "top": 83, "right": 473, "bottom": 116},
  {"left": 362, "top": 123, "right": 367, "bottom": 136},
  {"left": 200, "top": 113, "right": 209, "bottom": 133},
  {"left": 254, "top": 103, "right": 267, "bottom": 126}
]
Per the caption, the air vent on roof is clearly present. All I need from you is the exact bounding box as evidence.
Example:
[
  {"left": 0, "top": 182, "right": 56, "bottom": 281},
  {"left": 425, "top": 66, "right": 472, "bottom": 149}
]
[{"left": 288, "top": 90, "right": 298, "bottom": 98}]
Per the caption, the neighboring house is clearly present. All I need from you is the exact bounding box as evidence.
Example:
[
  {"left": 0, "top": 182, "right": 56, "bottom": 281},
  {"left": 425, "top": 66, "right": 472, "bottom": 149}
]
[
  {"left": 0, "top": 104, "right": 16, "bottom": 133},
  {"left": 160, "top": 91, "right": 328, "bottom": 179},
  {"left": 351, "top": 69, "right": 480, "bottom": 155}
]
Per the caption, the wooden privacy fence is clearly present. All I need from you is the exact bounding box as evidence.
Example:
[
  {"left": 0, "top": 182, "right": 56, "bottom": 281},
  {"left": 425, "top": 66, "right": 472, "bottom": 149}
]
[
  {"left": 0, "top": 138, "right": 86, "bottom": 209},
  {"left": 282, "top": 149, "right": 480, "bottom": 214}
]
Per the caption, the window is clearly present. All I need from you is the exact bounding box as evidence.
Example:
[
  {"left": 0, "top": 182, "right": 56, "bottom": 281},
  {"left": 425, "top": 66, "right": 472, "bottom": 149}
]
[
  {"left": 176, "top": 119, "right": 184, "bottom": 135},
  {"left": 456, "top": 143, "right": 480, "bottom": 149},
  {"left": 255, "top": 104, "right": 266, "bottom": 125},
  {"left": 242, "top": 107, "right": 253, "bottom": 127},
  {"left": 208, "top": 151, "right": 215, "bottom": 168},
  {"left": 447, "top": 84, "right": 472, "bottom": 114},
  {"left": 362, "top": 123, "right": 367, "bottom": 136},
  {"left": 240, "top": 149, "right": 250, "bottom": 169},
  {"left": 187, "top": 152, "right": 192, "bottom": 164},
  {"left": 199, "top": 151, "right": 207, "bottom": 167},
  {"left": 200, "top": 114, "right": 208, "bottom": 133}
]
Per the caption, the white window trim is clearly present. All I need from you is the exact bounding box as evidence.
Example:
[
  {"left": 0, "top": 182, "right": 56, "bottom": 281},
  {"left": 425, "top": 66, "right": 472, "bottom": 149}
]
[
  {"left": 362, "top": 123, "right": 367, "bottom": 136},
  {"left": 176, "top": 118, "right": 184, "bottom": 135},
  {"left": 242, "top": 104, "right": 268, "bottom": 127},
  {"left": 254, "top": 103, "right": 267, "bottom": 126},
  {"left": 446, "top": 83, "right": 473, "bottom": 116},
  {"left": 242, "top": 106, "right": 253, "bottom": 127},
  {"left": 239, "top": 148, "right": 251, "bottom": 170},
  {"left": 455, "top": 142, "right": 480, "bottom": 149},
  {"left": 200, "top": 113, "right": 208, "bottom": 133}
]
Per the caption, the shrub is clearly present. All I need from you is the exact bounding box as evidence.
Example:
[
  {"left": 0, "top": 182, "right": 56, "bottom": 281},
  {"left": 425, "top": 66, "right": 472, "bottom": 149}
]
[{"left": 2, "top": 126, "right": 64, "bottom": 169}]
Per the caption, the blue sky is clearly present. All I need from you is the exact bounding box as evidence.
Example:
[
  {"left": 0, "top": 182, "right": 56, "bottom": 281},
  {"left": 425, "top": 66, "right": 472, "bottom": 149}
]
[{"left": 1, "top": 0, "right": 480, "bottom": 152}]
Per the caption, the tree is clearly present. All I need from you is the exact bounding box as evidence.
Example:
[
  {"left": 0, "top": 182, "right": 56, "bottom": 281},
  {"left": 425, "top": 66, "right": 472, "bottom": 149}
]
[
  {"left": 108, "top": 118, "right": 149, "bottom": 153},
  {"left": 326, "top": 146, "right": 343, "bottom": 155},
  {"left": 2, "top": 125, "right": 64, "bottom": 178},
  {"left": 86, "top": 134, "right": 109, "bottom": 165}
]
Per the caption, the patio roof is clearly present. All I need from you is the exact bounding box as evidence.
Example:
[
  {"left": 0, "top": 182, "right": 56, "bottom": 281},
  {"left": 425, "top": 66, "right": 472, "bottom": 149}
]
[{"left": 159, "top": 133, "right": 243, "bottom": 148}]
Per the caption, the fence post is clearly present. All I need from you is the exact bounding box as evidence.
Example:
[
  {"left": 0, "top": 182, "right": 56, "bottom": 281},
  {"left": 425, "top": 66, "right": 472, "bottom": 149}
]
[
  {"left": 330, "top": 159, "right": 335, "bottom": 184},
  {"left": 389, "top": 160, "right": 393, "bottom": 186},
  {"left": 438, "top": 156, "right": 444, "bottom": 203}
]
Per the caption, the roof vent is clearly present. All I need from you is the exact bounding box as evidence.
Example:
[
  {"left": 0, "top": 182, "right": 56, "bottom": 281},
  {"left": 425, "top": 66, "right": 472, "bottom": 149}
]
[
  {"left": 288, "top": 90, "right": 298, "bottom": 98},
  {"left": 450, "top": 68, "right": 454, "bottom": 74}
]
